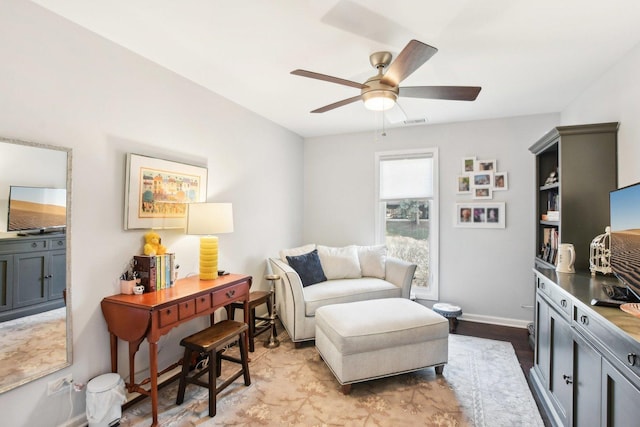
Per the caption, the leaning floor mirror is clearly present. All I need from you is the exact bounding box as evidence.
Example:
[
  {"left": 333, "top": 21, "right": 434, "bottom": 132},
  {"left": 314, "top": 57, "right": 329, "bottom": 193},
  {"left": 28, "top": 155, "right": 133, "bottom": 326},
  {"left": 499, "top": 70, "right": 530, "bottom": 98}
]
[{"left": 0, "top": 136, "right": 72, "bottom": 393}]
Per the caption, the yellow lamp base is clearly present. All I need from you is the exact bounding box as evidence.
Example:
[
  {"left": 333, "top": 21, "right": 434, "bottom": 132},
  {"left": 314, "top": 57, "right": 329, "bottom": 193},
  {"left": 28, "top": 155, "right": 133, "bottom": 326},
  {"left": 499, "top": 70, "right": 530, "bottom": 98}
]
[{"left": 199, "top": 236, "right": 219, "bottom": 280}]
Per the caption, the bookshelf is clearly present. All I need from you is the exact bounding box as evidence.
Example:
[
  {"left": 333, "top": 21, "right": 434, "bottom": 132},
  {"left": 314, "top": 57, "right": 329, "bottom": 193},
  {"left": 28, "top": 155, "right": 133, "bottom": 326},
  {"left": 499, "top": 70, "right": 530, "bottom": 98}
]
[{"left": 529, "top": 123, "right": 618, "bottom": 272}]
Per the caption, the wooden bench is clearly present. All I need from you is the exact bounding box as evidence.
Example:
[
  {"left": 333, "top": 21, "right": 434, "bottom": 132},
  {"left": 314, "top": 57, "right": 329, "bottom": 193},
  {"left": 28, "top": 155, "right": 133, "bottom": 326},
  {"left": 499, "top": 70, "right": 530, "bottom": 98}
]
[
  {"left": 176, "top": 320, "right": 251, "bottom": 417},
  {"left": 226, "top": 290, "right": 275, "bottom": 352}
]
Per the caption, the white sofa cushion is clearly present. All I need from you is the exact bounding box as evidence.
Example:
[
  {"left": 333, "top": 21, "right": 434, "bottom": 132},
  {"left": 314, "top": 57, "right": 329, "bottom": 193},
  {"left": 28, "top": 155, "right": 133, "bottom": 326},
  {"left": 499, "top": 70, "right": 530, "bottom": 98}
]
[
  {"left": 279, "top": 244, "right": 316, "bottom": 264},
  {"left": 303, "top": 277, "right": 400, "bottom": 316},
  {"left": 317, "top": 245, "right": 362, "bottom": 280},
  {"left": 357, "top": 245, "right": 387, "bottom": 279}
]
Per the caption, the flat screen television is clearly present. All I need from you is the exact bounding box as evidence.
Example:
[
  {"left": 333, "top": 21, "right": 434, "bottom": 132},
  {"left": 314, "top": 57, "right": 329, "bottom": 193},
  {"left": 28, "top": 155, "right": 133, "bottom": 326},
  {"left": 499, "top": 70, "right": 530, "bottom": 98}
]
[
  {"left": 7, "top": 186, "right": 66, "bottom": 234},
  {"left": 610, "top": 181, "right": 640, "bottom": 300}
]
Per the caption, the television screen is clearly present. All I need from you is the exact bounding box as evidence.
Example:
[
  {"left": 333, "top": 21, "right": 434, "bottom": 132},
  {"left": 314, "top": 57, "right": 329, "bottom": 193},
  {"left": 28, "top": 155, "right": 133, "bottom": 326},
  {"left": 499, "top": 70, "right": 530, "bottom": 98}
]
[
  {"left": 7, "top": 186, "right": 66, "bottom": 232},
  {"left": 610, "top": 182, "right": 640, "bottom": 299}
]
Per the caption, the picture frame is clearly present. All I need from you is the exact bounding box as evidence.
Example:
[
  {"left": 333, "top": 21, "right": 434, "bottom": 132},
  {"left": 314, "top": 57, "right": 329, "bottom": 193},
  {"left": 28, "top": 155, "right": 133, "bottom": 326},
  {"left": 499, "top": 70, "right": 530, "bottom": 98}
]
[
  {"left": 462, "top": 157, "right": 476, "bottom": 173},
  {"left": 455, "top": 202, "right": 505, "bottom": 228},
  {"left": 471, "top": 171, "right": 494, "bottom": 188},
  {"left": 456, "top": 175, "right": 471, "bottom": 194},
  {"left": 476, "top": 159, "right": 496, "bottom": 171},
  {"left": 473, "top": 187, "right": 493, "bottom": 199},
  {"left": 494, "top": 171, "right": 508, "bottom": 191},
  {"left": 124, "top": 153, "right": 207, "bottom": 230}
]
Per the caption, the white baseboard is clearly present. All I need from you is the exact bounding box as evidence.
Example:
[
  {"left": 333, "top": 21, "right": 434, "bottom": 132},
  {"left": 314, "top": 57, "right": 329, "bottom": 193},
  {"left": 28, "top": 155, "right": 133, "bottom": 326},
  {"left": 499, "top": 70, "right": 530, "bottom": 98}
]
[{"left": 458, "top": 313, "right": 532, "bottom": 329}]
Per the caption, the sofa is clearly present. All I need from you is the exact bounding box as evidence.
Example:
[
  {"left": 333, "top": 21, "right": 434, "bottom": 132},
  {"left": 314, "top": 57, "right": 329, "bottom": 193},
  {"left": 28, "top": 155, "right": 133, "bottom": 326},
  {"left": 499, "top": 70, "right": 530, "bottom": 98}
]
[{"left": 269, "top": 244, "right": 417, "bottom": 346}]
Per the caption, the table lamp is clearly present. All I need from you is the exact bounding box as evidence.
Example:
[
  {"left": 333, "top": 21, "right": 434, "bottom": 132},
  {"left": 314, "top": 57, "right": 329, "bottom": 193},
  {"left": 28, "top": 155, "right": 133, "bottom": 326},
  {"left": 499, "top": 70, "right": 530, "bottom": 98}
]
[{"left": 186, "top": 202, "right": 234, "bottom": 280}]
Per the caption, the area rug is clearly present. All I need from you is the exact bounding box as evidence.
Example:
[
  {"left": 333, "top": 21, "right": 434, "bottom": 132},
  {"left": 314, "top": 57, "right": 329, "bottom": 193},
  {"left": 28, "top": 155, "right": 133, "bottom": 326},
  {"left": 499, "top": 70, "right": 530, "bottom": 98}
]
[
  {"left": 0, "top": 307, "right": 67, "bottom": 391},
  {"left": 119, "top": 332, "right": 543, "bottom": 426}
]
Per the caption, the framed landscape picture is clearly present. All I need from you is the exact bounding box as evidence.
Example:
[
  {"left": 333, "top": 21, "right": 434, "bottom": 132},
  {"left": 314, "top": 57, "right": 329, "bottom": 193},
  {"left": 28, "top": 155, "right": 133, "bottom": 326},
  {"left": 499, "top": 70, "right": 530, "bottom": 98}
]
[{"left": 124, "top": 153, "right": 207, "bottom": 230}]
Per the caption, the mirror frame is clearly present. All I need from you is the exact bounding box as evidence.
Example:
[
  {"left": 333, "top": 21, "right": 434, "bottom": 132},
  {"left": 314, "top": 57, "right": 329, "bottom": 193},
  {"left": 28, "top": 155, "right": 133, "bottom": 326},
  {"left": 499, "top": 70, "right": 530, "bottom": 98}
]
[{"left": 0, "top": 136, "right": 72, "bottom": 393}]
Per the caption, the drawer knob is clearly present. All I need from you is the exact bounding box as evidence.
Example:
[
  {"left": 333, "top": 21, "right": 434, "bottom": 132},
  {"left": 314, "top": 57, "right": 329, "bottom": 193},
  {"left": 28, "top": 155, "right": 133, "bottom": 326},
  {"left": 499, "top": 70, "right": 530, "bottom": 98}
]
[
  {"left": 226, "top": 290, "right": 236, "bottom": 298},
  {"left": 166, "top": 309, "right": 171, "bottom": 315},
  {"left": 580, "top": 315, "right": 589, "bottom": 325},
  {"left": 57, "top": 240, "right": 63, "bottom": 246},
  {"left": 628, "top": 353, "right": 637, "bottom": 366},
  {"left": 563, "top": 374, "right": 573, "bottom": 385},
  {"left": 560, "top": 299, "right": 567, "bottom": 308},
  {"left": 540, "top": 283, "right": 545, "bottom": 290},
  {"left": 31, "top": 242, "right": 37, "bottom": 248}
]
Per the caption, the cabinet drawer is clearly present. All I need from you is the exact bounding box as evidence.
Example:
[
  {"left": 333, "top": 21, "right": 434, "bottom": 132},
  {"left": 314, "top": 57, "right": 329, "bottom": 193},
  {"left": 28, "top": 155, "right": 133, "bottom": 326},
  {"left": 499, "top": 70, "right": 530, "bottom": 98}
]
[
  {"left": 549, "top": 287, "right": 572, "bottom": 317},
  {"left": 158, "top": 304, "right": 178, "bottom": 327},
  {"left": 49, "top": 238, "right": 66, "bottom": 249},
  {"left": 212, "top": 284, "right": 247, "bottom": 306},
  {"left": 178, "top": 299, "right": 196, "bottom": 319},
  {"left": 537, "top": 274, "right": 552, "bottom": 297},
  {"left": 574, "top": 305, "right": 640, "bottom": 378},
  {"left": 0, "top": 239, "right": 48, "bottom": 254},
  {"left": 195, "top": 294, "right": 211, "bottom": 313}
]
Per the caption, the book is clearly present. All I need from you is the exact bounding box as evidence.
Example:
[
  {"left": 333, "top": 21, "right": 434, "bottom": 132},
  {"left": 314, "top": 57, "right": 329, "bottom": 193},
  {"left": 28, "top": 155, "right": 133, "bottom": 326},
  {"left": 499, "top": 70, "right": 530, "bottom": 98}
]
[{"left": 133, "top": 255, "right": 157, "bottom": 292}]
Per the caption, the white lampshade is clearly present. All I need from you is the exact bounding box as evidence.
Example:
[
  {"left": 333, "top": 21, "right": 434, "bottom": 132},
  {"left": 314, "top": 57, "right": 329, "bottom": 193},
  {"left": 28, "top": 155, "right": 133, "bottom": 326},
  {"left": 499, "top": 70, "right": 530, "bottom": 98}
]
[
  {"left": 186, "top": 203, "right": 234, "bottom": 235},
  {"left": 186, "top": 203, "right": 234, "bottom": 280},
  {"left": 362, "top": 90, "right": 397, "bottom": 111}
]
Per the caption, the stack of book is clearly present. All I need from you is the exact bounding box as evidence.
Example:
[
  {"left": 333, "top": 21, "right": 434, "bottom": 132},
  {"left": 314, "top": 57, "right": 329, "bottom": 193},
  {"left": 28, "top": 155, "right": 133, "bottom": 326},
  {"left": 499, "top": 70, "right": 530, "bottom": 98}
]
[
  {"left": 133, "top": 254, "right": 176, "bottom": 292},
  {"left": 541, "top": 228, "right": 559, "bottom": 264}
]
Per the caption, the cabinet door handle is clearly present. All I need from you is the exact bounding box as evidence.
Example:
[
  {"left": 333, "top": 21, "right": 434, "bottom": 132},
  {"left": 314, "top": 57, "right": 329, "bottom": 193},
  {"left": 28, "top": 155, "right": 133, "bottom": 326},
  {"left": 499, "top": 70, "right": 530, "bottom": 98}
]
[
  {"left": 580, "top": 315, "right": 589, "bottom": 325},
  {"left": 628, "top": 353, "right": 637, "bottom": 366},
  {"left": 563, "top": 374, "right": 573, "bottom": 384},
  {"left": 560, "top": 299, "right": 567, "bottom": 308},
  {"left": 226, "top": 289, "right": 236, "bottom": 298},
  {"left": 44, "top": 274, "right": 53, "bottom": 279}
]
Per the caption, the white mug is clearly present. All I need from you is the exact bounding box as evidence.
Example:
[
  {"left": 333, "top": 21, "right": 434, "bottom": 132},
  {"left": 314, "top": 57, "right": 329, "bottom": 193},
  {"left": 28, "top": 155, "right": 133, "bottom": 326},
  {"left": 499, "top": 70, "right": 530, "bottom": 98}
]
[{"left": 556, "top": 243, "right": 576, "bottom": 273}]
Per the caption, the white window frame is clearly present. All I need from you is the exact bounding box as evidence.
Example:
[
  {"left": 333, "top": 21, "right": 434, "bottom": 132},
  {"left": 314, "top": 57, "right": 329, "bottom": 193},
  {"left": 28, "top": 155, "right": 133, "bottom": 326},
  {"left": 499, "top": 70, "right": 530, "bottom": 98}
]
[{"left": 374, "top": 148, "right": 439, "bottom": 301}]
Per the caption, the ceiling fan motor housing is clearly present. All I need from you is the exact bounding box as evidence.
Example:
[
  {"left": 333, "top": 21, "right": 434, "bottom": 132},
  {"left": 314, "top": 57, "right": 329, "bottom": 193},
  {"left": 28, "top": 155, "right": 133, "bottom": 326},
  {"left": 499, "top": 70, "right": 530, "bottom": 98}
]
[{"left": 362, "top": 52, "right": 398, "bottom": 110}]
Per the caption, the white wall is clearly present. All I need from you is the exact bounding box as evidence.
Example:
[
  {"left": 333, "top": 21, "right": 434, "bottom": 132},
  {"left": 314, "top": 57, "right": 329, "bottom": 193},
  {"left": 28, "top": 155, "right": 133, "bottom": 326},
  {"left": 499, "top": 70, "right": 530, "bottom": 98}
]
[
  {"left": 562, "top": 41, "right": 640, "bottom": 187},
  {"left": 304, "top": 114, "right": 559, "bottom": 324},
  {"left": 0, "top": 1, "right": 303, "bottom": 426}
]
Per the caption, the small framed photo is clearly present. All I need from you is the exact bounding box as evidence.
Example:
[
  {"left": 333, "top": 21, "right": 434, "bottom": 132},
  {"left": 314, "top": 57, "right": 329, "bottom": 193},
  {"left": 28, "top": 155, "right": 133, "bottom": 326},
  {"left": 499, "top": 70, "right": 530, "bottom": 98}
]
[
  {"left": 476, "top": 159, "right": 496, "bottom": 171},
  {"left": 456, "top": 175, "right": 471, "bottom": 194},
  {"left": 473, "top": 187, "right": 493, "bottom": 199},
  {"left": 472, "top": 171, "right": 493, "bottom": 188},
  {"left": 455, "top": 202, "right": 505, "bottom": 228},
  {"left": 462, "top": 157, "right": 476, "bottom": 173},
  {"left": 494, "top": 172, "right": 508, "bottom": 191}
]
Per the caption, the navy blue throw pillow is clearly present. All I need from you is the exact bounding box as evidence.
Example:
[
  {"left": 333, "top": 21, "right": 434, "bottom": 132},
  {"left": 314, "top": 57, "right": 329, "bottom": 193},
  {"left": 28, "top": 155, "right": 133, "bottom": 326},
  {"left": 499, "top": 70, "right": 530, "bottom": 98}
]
[{"left": 286, "top": 249, "right": 327, "bottom": 287}]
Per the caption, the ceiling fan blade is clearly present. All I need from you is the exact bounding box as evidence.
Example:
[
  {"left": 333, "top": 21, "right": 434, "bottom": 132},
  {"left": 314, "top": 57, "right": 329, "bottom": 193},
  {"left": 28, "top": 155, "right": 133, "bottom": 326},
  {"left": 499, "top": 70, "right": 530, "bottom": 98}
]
[
  {"left": 380, "top": 40, "right": 438, "bottom": 87},
  {"left": 311, "top": 95, "right": 363, "bottom": 113},
  {"left": 400, "top": 86, "right": 482, "bottom": 101},
  {"left": 291, "top": 69, "right": 368, "bottom": 89}
]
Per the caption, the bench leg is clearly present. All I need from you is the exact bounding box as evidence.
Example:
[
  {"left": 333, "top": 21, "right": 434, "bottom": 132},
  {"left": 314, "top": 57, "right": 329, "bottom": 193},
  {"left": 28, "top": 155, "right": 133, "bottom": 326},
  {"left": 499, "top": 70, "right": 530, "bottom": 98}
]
[
  {"left": 209, "top": 349, "right": 217, "bottom": 417},
  {"left": 435, "top": 364, "right": 445, "bottom": 375},
  {"left": 341, "top": 384, "right": 352, "bottom": 395},
  {"left": 239, "top": 330, "right": 251, "bottom": 386},
  {"left": 176, "top": 348, "right": 192, "bottom": 405}
]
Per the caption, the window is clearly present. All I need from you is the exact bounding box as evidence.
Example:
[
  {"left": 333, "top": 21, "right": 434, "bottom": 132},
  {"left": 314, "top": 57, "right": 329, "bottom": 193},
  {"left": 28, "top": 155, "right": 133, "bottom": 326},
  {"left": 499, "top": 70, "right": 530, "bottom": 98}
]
[{"left": 375, "top": 149, "right": 439, "bottom": 300}]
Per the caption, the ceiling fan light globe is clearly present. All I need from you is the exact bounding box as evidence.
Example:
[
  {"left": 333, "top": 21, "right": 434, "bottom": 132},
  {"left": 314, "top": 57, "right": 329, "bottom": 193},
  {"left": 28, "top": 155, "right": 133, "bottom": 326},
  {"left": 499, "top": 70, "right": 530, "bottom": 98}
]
[{"left": 362, "top": 90, "right": 396, "bottom": 111}]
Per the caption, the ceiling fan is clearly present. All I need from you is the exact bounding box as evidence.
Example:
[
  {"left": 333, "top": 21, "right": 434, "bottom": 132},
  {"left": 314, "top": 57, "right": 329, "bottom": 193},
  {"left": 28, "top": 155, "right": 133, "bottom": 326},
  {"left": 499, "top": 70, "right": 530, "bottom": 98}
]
[{"left": 291, "top": 39, "right": 481, "bottom": 114}]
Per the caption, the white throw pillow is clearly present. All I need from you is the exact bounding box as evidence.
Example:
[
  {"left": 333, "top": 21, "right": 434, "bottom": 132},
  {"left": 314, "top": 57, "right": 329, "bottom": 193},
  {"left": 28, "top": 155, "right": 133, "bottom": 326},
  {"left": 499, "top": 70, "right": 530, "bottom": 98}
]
[
  {"left": 317, "top": 245, "right": 362, "bottom": 280},
  {"left": 279, "top": 244, "right": 316, "bottom": 264},
  {"left": 357, "top": 245, "right": 387, "bottom": 279}
]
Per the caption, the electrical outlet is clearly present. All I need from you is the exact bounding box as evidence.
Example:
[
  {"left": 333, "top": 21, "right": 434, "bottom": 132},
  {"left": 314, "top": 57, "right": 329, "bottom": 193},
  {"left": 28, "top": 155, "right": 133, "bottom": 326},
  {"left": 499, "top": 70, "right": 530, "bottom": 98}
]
[{"left": 47, "top": 374, "right": 73, "bottom": 396}]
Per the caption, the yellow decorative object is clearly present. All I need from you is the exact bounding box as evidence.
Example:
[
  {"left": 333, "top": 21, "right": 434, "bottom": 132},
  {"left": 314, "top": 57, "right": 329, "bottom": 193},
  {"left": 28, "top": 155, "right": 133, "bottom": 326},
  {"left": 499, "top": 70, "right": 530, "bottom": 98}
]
[
  {"left": 186, "top": 203, "right": 234, "bottom": 281},
  {"left": 143, "top": 230, "right": 167, "bottom": 256},
  {"left": 199, "top": 236, "right": 219, "bottom": 280}
]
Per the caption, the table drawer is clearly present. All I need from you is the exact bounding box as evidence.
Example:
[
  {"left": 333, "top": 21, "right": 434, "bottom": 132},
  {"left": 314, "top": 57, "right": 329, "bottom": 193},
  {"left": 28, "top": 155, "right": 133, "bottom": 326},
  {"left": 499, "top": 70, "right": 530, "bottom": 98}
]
[
  {"left": 212, "top": 284, "right": 247, "bottom": 306},
  {"left": 574, "top": 305, "right": 640, "bottom": 377},
  {"left": 195, "top": 294, "right": 211, "bottom": 313},
  {"left": 158, "top": 304, "right": 178, "bottom": 327},
  {"left": 179, "top": 300, "right": 196, "bottom": 319},
  {"left": 550, "top": 287, "right": 572, "bottom": 317}
]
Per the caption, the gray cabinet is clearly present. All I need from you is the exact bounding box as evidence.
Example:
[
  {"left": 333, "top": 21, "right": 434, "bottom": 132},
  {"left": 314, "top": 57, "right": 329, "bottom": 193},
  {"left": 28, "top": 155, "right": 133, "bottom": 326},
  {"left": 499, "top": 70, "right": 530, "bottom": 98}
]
[
  {"left": 531, "top": 268, "right": 640, "bottom": 427},
  {"left": 529, "top": 123, "right": 618, "bottom": 272},
  {"left": 0, "top": 235, "right": 66, "bottom": 322}
]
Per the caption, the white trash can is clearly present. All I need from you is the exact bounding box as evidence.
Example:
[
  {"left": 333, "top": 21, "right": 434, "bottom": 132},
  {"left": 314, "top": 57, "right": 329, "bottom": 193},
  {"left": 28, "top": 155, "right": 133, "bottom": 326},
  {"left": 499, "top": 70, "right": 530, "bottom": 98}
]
[{"left": 86, "top": 373, "right": 126, "bottom": 427}]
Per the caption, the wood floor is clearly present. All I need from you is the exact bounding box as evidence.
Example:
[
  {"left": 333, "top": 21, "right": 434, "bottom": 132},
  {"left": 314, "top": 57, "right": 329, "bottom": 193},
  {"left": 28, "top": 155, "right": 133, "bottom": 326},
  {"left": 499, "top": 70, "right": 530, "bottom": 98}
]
[{"left": 455, "top": 320, "right": 551, "bottom": 426}]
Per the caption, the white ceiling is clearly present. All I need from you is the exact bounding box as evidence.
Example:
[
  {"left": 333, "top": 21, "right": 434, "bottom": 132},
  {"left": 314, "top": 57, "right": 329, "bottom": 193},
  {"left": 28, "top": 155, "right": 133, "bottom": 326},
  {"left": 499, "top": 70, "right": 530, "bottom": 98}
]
[{"left": 30, "top": 0, "right": 640, "bottom": 138}]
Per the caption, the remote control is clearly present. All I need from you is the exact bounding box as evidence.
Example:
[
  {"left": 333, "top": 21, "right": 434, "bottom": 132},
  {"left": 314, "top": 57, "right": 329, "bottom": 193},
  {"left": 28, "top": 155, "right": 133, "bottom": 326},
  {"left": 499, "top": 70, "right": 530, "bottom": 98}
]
[{"left": 590, "top": 298, "right": 623, "bottom": 308}]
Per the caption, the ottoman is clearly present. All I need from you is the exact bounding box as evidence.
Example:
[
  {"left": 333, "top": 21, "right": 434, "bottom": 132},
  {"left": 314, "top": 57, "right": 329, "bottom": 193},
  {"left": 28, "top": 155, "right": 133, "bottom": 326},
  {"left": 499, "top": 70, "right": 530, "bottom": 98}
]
[{"left": 315, "top": 298, "right": 449, "bottom": 394}]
